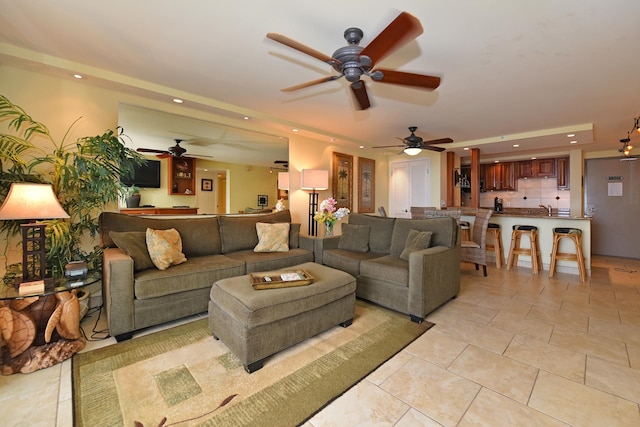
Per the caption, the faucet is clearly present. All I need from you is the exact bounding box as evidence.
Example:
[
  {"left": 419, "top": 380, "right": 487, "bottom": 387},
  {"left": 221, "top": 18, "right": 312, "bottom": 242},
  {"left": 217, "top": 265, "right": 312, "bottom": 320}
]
[{"left": 539, "top": 204, "right": 552, "bottom": 216}]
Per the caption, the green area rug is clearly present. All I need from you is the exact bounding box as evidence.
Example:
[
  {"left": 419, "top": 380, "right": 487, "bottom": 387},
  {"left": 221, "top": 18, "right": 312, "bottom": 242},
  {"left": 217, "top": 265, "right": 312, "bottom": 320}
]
[{"left": 72, "top": 300, "right": 433, "bottom": 427}]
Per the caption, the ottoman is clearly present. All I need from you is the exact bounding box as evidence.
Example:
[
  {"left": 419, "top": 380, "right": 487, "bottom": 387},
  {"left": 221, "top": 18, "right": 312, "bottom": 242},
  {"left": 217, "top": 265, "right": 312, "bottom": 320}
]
[{"left": 208, "top": 262, "right": 356, "bottom": 373}]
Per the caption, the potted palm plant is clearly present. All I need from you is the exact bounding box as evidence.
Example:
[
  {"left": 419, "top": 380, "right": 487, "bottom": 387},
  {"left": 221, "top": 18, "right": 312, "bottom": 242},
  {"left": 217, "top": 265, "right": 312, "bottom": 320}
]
[
  {"left": 123, "top": 184, "right": 141, "bottom": 208},
  {"left": 0, "top": 94, "right": 145, "bottom": 282}
]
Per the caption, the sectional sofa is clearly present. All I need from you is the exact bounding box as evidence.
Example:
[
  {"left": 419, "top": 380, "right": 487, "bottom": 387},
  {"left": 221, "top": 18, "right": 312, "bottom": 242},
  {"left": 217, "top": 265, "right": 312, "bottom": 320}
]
[{"left": 99, "top": 210, "right": 313, "bottom": 341}]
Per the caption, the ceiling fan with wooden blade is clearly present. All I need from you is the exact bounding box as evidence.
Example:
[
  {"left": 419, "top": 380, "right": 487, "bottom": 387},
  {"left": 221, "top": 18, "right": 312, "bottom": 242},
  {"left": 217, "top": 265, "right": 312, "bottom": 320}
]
[
  {"left": 267, "top": 11, "right": 441, "bottom": 110},
  {"left": 137, "top": 139, "right": 187, "bottom": 158},
  {"left": 374, "top": 126, "right": 453, "bottom": 155}
]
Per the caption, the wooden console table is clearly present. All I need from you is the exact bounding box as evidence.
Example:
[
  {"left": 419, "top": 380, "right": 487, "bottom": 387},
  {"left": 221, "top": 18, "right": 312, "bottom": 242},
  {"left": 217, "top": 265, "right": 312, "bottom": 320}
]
[{"left": 120, "top": 207, "right": 198, "bottom": 215}]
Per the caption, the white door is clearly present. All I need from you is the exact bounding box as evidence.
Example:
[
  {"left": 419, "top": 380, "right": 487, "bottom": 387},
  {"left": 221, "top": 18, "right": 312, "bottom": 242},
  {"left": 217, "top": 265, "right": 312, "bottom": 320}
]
[{"left": 389, "top": 159, "right": 430, "bottom": 218}]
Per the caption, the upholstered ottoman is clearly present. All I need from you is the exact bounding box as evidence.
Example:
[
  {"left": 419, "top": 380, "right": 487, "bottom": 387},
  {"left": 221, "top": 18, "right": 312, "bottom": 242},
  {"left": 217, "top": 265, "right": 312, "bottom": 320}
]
[{"left": 208, "top": 262, "right": 356, "bottom": 373}]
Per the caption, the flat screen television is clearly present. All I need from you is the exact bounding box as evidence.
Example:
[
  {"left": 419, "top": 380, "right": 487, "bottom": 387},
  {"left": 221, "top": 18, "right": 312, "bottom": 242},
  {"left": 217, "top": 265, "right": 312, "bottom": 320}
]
[{"left": 120, "top": 159, "right": 161, "bottom": 188}]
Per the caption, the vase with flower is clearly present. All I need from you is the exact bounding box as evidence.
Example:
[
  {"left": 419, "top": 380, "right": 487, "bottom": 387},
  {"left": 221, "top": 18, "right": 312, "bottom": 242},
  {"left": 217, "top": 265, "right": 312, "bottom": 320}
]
[{"left": 313, "top": 197, "right": 350, "bottom": 236}]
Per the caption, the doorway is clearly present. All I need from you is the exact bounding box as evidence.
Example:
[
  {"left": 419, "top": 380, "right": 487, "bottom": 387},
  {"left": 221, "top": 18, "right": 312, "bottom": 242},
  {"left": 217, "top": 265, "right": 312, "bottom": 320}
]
[{"left": 585, "top": 157, "right": 639, "bottom": 258}]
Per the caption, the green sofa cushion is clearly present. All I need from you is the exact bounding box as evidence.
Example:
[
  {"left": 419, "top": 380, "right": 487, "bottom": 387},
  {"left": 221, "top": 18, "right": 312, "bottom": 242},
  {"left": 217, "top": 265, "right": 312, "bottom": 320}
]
[
  {"left": 338, "top": 224, "right": 370, "bottom": 253},
  {"left": 347, "top": 213, "right": 395, "bottom": 253},
  {"left": 399, "top": 229, "right": 433, "bottom": 261},
  {"left": 109, "top": 231, "right": 155, "bottom": 271}
]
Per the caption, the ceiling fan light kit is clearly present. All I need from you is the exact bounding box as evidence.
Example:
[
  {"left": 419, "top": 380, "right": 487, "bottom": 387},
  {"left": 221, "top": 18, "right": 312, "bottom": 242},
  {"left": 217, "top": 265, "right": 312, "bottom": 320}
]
[
  {"left": 374, "top": 126, "right": 453, "bottom": 155},
  {"left": 267, "top": 11, "right": 442, "bottom": 111}
]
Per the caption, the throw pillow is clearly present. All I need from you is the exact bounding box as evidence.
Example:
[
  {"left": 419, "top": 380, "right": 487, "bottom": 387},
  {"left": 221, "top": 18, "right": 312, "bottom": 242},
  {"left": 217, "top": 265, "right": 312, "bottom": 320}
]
[
  {"left": 109, "top": 231, "right": 155, "bottom": 271},
  {"left": 254, "top": 222, "right": 290, "bottom": 252},
  {"left": 338, "top": 224, "right": 370, "bottom": 253},
  {"left": 146, "top": 228, "right": 187, "bottom": 270},
  {"left": 400, "top": 229, "right": 433, "bottom": 261}
]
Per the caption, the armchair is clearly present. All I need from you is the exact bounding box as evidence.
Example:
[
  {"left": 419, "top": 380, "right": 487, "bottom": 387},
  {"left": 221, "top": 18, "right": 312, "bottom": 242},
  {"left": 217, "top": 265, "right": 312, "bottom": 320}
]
[{"left": 460, "top": 208, "right": 492, "bottom": 276}]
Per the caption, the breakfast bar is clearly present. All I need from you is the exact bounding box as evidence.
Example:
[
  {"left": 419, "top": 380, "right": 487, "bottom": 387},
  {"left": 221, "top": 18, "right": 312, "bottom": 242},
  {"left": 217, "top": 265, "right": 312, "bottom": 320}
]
[{"left": 462, "top": 210, "right": 592, "bottom": 277}]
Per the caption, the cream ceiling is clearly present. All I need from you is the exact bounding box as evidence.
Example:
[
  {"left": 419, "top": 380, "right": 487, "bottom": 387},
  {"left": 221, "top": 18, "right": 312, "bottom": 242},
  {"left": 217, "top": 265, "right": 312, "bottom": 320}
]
[{"left": 1, "top": 0, "right": 639, "bottom": 163}]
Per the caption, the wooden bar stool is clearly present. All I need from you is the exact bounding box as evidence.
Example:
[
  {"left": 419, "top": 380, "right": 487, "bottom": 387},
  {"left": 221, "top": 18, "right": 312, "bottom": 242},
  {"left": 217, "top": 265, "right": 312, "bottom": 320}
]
[
  {"left": 486, "top": 223, "right": 504, "bottom": 268},
  {"left": 460, "top": 221, "right": 471, "bottom": 241},
  {"left": 507, "top": 225, "right": 542, "bottom": 274},
  {"left": 549, "top": 227, "right": 587, "bottom": 282}
]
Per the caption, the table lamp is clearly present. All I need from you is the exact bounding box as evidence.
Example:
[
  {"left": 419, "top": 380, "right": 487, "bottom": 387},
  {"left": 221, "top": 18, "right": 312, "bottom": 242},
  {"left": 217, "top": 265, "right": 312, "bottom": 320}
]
[
  {"left": 0, "top": 183, "right": 70, "bottom": 283},
  {"left": 301, "top": 169, "right": 328, "bottom": 236}
]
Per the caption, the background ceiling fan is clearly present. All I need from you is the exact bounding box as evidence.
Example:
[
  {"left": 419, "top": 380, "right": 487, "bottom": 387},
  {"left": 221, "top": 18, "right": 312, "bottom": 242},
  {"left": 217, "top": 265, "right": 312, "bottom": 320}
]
[
  {"left": 267, "top": 11, "right": 441, "bottom": 110},
  {"left": 137, "top": 139, "right": 188, "bottom": 158},
  {"left": 374, "top": 126, "right": 453, "bottom": 155}
]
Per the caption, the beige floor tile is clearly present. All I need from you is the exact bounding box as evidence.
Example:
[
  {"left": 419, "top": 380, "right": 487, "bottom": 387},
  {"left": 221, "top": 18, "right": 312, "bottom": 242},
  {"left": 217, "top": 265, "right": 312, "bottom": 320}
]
[
  {"left": 528, "top": 305, "right": 588, "bottom": 332},
  {"left": 431, "top": 317, "right": 514, "bottom": 355},
  {"left": 589, "top": 316, "right": 640, "bottom": 346},
  {"left": 489, "top": 310, "right": 554, "bottom": 342},
  {"left": 459, "top": 387, "right": 569, "bottom": 427},
  {"left": 448, "top": 345, "right": 538, "bottom": 404},
  {"left": 476, "top": 294, "right": 534, "bottom": 316},
  {"left": 628, "top": 343, "right": 640, "bottom": 369},
  {"left": 550, "top": 325, "right": 629, "bottom": 366},
  {"left": 426, "top": 299, "right": 498, "bottom": 325},
  {"left": 404, "top": 329, "right": 468, "bottom": 369},
  {"left": 307, "top": 379, "right": 409, "bottom": 426},
  {"left": 505, "top": 335, "right": 585, "bottom": 382},
  {"left": 511, "top": 291, "right": 563, "bottom": 310},
  {"left": 57, "top": 398, "right": 73, "bottom": 427},
  {"left": 529, "top": 371, "right": 640, "bottom": 427},
  {"left": 365, "top": 350, "right": 414, "bottom": 386},
  {"left": 395, "top": 408, "right": 443, "bottom": 427},
  {"left": 619, "top": 309, "right": 640, "bottom": 326},
  {"left": 380, "top": 357, "right": 481, "bottom": 427},
  {"left": 586, "top": 356, "right": 640, "bottom": 404},
  {"left": 560, "top": 299, "right": 621, "bottom": 323}
]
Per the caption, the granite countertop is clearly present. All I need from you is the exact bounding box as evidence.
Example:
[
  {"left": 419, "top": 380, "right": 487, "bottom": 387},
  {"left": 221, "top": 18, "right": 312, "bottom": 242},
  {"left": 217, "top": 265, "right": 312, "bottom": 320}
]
[{"left": 482, "top": 207, "right": 590, "bottom": 220}]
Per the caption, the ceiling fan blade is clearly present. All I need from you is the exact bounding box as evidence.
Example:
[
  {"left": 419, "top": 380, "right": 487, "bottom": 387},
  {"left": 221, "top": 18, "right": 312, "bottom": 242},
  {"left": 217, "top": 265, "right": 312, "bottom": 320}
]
[
  {"left": 350, "top": 81, "right": 371, "bottom": 110},
  {"left": 374, "top": 68, "right": 441, "bottom": 90},
  {"left": 137, "top": 148, "right": 168, "bottom": 154},
  {"left": 281, "top": 75, "right": 342, "bottom": 92},
  {"left": 359, "top": 11, "right": 423, "bottom": 65},
  {"left": 267, "top": 32, "right": 340, "bottom": 65},
  {"left": 422, "top": 145, "right": 446, "bottom": 152},
  {"left": 373, "top": 144, "right": 405, "bottom": 149},
  {"left": 424, "top": 137, "right": 453, "bottom": 145}
]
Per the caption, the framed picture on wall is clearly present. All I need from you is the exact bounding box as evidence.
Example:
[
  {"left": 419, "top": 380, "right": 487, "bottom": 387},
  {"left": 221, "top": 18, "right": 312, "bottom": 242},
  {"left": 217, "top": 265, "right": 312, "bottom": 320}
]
[
  {"left": 332, "top": 152, "right": 353, "bottom": 211},
  {"left": 257, "top": 194, "right": 268, "bottom": 207},
  {"left": 357, "top": 157, "right": 375, "bottom": 213},
  {"left": 201, "top": 178, "right": 213, "bottom": 191}
]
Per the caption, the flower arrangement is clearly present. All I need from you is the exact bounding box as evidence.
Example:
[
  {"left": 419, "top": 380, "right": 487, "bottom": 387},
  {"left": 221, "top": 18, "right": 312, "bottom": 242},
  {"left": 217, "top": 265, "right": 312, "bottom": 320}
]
[{"left": 314, "top": 197, "right": 350, "bottom": 236}]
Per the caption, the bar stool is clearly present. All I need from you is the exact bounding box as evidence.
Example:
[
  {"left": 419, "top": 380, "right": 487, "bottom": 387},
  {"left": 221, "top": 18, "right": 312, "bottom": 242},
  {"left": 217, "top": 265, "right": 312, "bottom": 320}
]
[
  {"left": 507, "top": 225, "right": 542, "bottom": 274},
  {"left": 486, "top": 223, "right": 505, "bottom": 268},
  {"left": 460, "top": 221, "right": 471, "bottom": 241},
  {"left": 549, "top": 227, "right": 587, "bottom": 282}
]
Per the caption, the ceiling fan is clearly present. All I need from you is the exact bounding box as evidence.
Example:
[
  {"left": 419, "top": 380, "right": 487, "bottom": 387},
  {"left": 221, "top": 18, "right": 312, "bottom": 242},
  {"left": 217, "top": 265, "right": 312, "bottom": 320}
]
[
  {"left": 267, "top": 11, "right": 441, "bottom": 110},
  {"left": 374, "top": 126, "right": 453, "bottom": 155},
  {"left": 137, "top": 139, "right": 188, "bottom": 158}
]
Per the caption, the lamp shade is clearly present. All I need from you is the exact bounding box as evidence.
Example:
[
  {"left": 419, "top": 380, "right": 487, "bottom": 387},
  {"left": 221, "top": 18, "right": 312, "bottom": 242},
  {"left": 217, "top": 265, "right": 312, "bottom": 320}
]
[
  {"left": 300, "top": 169, "right": 329, "bottom": 190},
  {"left": 404, "top": 147, "right": 422, "bottom": 156},
  {"left": 0, "top": 183, "right": 70, "bottom": 220},
  {"left": 277, "top": 172, "right": 289, "bottom": 190}
]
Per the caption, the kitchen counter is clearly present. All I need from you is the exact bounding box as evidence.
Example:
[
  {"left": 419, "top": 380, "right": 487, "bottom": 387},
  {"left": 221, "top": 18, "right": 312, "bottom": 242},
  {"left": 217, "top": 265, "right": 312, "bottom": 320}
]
[{"left": 462, "top": 211, "right": 591, "bottom": 276}]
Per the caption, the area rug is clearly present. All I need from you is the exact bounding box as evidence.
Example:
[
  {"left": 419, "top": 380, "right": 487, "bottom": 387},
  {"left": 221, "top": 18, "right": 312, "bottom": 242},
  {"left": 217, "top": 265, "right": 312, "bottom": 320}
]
[{"left": 72, "top": 300, "right": 433, "bottom": 427}]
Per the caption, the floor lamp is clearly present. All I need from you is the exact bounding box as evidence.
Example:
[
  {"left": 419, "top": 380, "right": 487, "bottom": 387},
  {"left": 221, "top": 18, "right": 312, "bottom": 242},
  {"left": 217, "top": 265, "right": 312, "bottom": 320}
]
[
  {"left": 0, "top": 183, "right": 70, "bottom": 284},
  {"left": 301, "top": 169, "right": 328, "bottom": 237}
]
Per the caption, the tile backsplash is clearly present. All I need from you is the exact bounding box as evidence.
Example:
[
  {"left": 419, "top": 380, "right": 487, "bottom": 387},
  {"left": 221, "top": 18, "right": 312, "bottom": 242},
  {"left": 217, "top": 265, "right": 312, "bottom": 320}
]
[{"left": 462, "top": 177, "right": 570, "bottom": 209}]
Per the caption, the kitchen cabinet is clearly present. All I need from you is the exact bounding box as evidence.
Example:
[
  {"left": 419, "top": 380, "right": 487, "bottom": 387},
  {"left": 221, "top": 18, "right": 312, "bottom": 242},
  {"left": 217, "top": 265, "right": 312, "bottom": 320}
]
[
  {"left": 557, "top": 156, "right": 570, "bottom": 189},
  {"left": 482, "top": 162, "right": 517, "bottom": 191},
  {"left": 168, "top": 157, "right": 196, "bottom": 195},
  {"left": 517, "top": 158, "right": 556, "bottom": 179}
]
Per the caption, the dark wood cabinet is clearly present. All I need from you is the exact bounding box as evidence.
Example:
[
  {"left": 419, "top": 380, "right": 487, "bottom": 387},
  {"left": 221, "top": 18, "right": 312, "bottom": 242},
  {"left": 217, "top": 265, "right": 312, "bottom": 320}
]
[
  {"left": 482, "top": 162, "right": 517, "bottom": 191},
  {"left": 557, "top": 156, "right": 570, "bottom": 189},
  {"left": 517, "top": 158, "right": 556, "bottom": 179},
  {"left": 168, "top": 157, "right": 196, "bottom": 196}
]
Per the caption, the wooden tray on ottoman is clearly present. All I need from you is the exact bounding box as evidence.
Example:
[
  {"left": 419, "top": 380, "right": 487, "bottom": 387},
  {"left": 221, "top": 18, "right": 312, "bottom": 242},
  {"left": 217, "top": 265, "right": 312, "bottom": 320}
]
[{"left": 250, "top": 269, "right": 314, "bottom": 290}]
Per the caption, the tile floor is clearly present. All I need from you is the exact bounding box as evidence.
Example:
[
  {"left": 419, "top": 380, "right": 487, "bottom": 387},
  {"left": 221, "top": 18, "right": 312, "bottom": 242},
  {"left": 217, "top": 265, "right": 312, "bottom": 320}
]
[{"left": 1, "top": 255, "right": 639, "bottom": 426}]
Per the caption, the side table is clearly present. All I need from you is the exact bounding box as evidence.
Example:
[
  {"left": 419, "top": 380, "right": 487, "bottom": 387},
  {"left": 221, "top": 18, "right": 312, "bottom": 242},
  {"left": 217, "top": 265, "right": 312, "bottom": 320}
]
[{"left": 0, "top": 272, "right": 100, "bottom": 375}]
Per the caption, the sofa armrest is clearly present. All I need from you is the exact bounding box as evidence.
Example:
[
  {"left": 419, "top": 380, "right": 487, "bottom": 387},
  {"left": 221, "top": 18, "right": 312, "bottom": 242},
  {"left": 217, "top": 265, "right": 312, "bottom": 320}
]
[
  {"left": 407, "top": 245, "right": 461, "bottom": 318},
  {"left": 299, "top": 235, "right": 341, "bottom": 264},
  {"left": 102, "top": 247, "right": 135, "bottom": 338}
]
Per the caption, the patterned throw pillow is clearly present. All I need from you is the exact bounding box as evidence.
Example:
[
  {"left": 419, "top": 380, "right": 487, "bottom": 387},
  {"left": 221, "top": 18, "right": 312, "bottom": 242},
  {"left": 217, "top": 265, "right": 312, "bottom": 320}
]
[
  {"left": 400, "top": 229, "right": 433, "bottom": 261},
  {"left": 254, "top": 222, "right": 290, "bottom": 252},
  {"left": 146, "top": 228, "right": 187, "bottom": 270}
]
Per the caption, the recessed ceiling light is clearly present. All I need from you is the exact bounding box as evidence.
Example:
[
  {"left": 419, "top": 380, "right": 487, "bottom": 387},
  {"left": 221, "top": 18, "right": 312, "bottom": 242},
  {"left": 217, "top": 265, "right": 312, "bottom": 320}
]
[
  {"left": 359, "top": 145, "right": 364, "bottom": 149},
  {"left": 243, "top": 116, "right": 250, "bottom": 120},
  {"left": 172, "top": 98, "right": 183, "bottom": 104},
  {"left": 567, "top": 134, "right": 575, "bottom": 137},
  {"left": 463, "top": 147, "right": 469, "bottom": 151},
  {"left": 570, "top": 140, "right": 578, "bottom": 144},
  {"left": 72, "top": 73, "right": 84, "bottom": 79},
  {"left": 513, "top": 144, "right": 520, "bottom": 148},
  {"left": 531, "top": 157, "right": 537, "bottom": 160},
  {"left": 292, "top": 128, "right": 299, "bottom": 132},
  {"left": 494, "top": 160, "right": 499, "bottom": 163}
]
